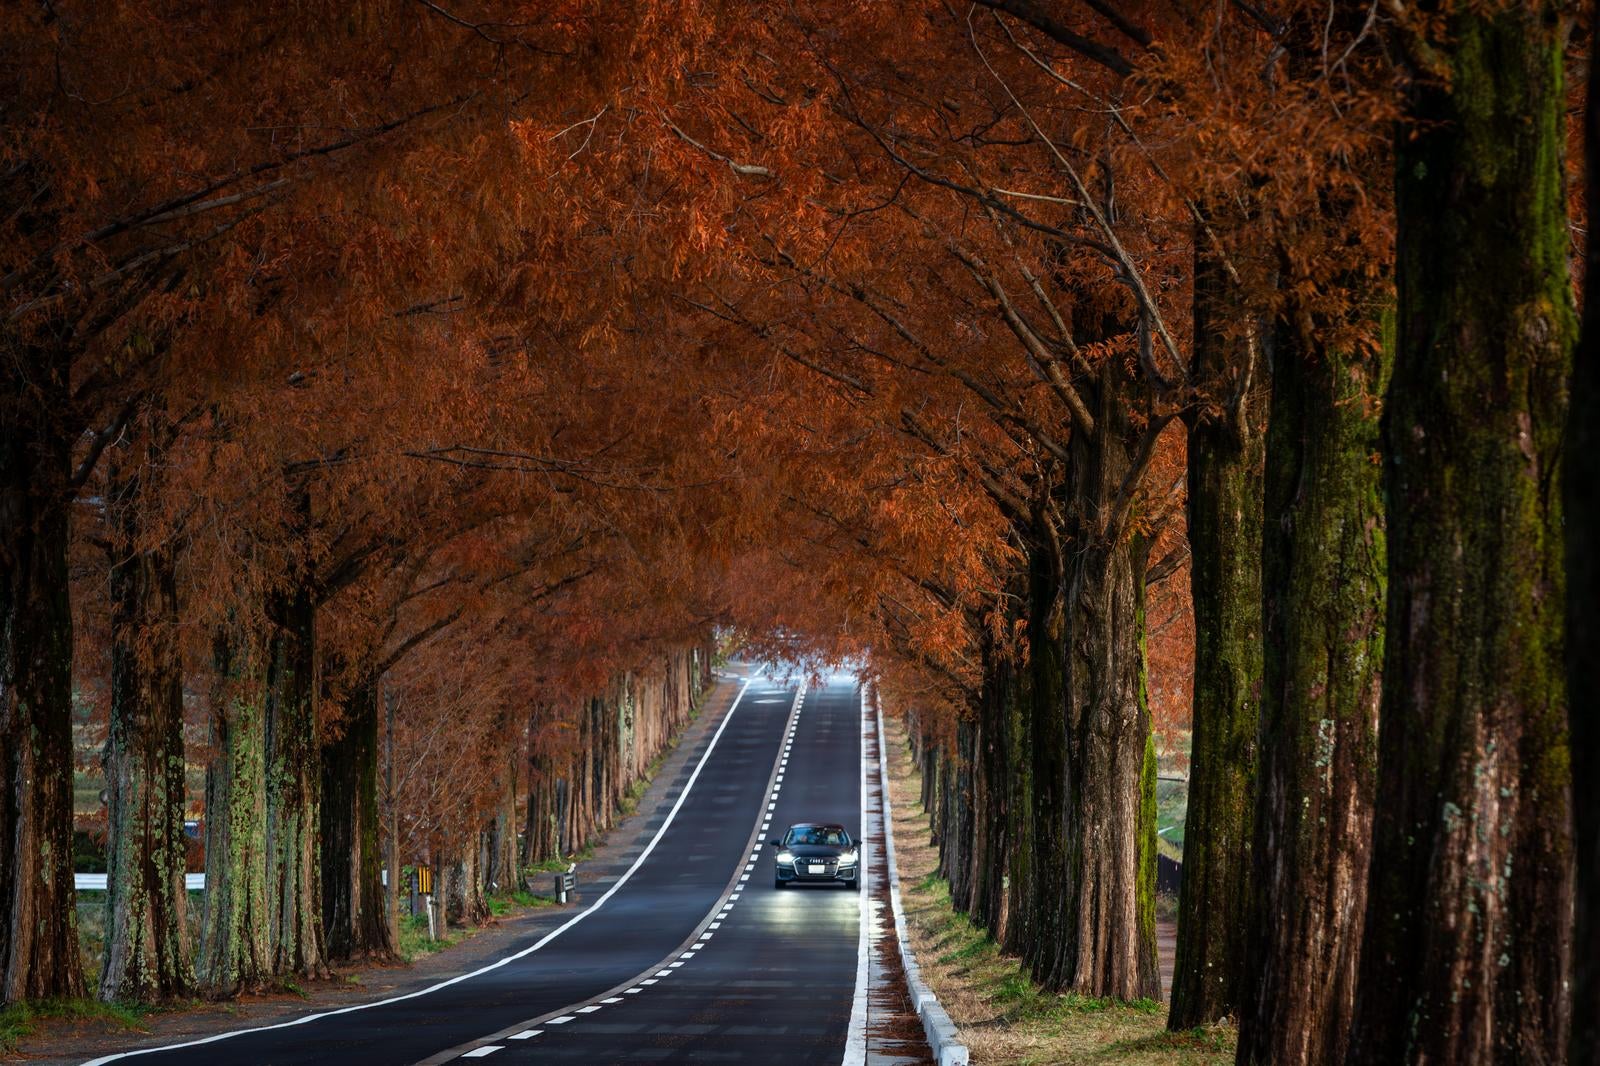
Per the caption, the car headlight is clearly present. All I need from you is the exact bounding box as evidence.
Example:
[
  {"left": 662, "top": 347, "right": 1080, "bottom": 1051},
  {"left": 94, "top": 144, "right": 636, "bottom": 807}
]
[
  {"left": 838, "top": 849, "right": 858, "bottom": 866},
  {"left": 776, "top": 851, "right": 794, "bottom": 864}
]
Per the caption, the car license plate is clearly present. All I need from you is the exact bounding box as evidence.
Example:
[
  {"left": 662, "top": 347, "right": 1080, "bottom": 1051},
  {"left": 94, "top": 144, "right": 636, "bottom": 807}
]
[{"left": 808, "top": 863, "right": 826, "bottom": 874}]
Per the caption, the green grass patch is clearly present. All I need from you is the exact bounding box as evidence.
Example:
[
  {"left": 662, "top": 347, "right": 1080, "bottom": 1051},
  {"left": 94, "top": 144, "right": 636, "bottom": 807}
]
[
  {"left": 396, "top": 913, "right": 463, "bottom": 961},
  {"left": 0, "top": 998, "right": 151, "bottom": 1054},
  {"left": 484, "top": 890, "right": 558, "bottom": 916}
]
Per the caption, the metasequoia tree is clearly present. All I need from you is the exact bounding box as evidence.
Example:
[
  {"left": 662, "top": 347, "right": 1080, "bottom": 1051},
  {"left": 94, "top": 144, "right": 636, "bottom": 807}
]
[
  {"left": 98, "top": 401, "right": 193, "bottom": 1002},
  {"left": 1351, "top": 2, "right": 1577, "bottom": 1061},
  {"left": 0, "top": 0, "right": 634, "bottom": 999}
]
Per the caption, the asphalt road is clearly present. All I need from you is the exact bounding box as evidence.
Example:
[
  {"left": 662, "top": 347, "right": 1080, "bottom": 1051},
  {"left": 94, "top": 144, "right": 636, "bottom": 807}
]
[{"left": 86, "top": 676, "right": 876, "bottom": 1066}]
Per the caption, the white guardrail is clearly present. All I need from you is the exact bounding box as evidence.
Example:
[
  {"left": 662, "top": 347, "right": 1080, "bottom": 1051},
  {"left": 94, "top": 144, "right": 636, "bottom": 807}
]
[
  {"left": 76, "top": 872, "right": 390, "bottom": 891},
  {"left": 75, "top": 874, "right": 207, "bottom": 891},
  {"left": 875, "top": 700, "right": 970, "bottom": 1066}
]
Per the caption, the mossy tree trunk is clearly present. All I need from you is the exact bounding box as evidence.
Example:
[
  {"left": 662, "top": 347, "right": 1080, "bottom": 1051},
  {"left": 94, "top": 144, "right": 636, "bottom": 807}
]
[
  {"left": 1170, "top": 230, "right": 1267, "bottom": 1029},
  {"left": 197, "top": 639, "right": 271, "bottom": 997},
  {"left": 264, "top": 577, "right": 328, "bottom": 979},
  {"left": 1238, "top": 328, "right": 1387, "bottom": 1065},
  {"left": 488, "top": 753, "right": 519, "bottom": 893},
  {"left": 0, "top": 375, "right": 86, "bottom": 1003},
  {"left": 101, "top": 422, "right": 193, "bottom": 1003},
  {"left": 1027, "top": 361, "right": 1160, "bottom": 1001},
  {"left": 1351, "top": 5, "right": 1576, "bottom": 1060},
  {"left": 1569, "top": 12, "right": 1600, "bottom": 1063},
  {"left": 321, "top": 675, "right": 392, "bottom": 961}
]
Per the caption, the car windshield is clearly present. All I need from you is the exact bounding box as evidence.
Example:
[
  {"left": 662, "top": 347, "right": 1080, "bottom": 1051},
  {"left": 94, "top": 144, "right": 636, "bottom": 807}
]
[{"left": 787, "top": 827, "right": 849, "bottom": 847}]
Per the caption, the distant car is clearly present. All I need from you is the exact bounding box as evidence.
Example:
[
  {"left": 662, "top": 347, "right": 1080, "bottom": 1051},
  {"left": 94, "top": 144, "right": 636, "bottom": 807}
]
[{"left": 770, "top": 823, "right": 858, "bottom": 889}]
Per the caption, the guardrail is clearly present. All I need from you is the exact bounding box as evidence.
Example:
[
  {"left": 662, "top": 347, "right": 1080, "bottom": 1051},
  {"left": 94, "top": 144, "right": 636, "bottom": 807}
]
[{"left": 75, "top": 873, "right": 207, "bottom": 891}]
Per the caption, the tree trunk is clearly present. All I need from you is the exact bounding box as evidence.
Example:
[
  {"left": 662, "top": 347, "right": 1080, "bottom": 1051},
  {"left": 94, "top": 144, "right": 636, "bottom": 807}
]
[
  {"left": 966, "top": 643, "right": 1012, "bottom": 940},
  {"left": 197, "top": 642, "right": 271, "bottom": 997},
  {"left": 101, "top": 428, "right": 192, "bottom": 1003},
  {"left": 264, "top": 579, "right": 327, "bottom": 979},
  {"left": 1054, "top": 536, "right": 1159, "bottom": 1001},
  {"left": 1351, "top": 6, "right": 1576, "bottom": 1061},
  {"left": 1238, "top": 331, "right": 1386, "bottom": 1065},
  {"left": 385, "top": 683, "right": 401, "bottom": 950},
  {"left": 1570, "top": 12, "right": 1600, "bottom": 1064},
  {"left": 321, "top": 677, "right": 392, "bottom": 961},
  {"left": 488, "top": 754, "right": 518, "bottom": 892},
  {"left": 1170, "top": 233, "right": 1267, "bottom": 1029},
  {"left": 0, "top": 389, "right": 86, "bottom": 1003},
  {"left": 1029, "top": 362, "right": 1160, "bottom": 1001}
]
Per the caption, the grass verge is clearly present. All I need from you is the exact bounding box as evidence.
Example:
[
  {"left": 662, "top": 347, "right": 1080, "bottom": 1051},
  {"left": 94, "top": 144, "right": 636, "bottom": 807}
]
[
  {"left": 0, "top": 998, "right": 152, "bottom": 1055},
  {"left": 882, "top": 716, "right": 1235, "bottom": 1065}
]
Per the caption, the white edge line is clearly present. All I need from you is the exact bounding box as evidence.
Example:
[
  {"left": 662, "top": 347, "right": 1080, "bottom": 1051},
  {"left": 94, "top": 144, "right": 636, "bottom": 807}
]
[
  {"left": 80, "top": 679, "right": 758, "bottom": 1066},
  {"left": 842, "top": 682, "right": 871, "bottom": 1066}
]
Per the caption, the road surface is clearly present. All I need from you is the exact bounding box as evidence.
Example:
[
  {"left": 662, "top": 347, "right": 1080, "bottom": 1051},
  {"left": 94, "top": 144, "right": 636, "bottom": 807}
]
[{"left": 86, "top": 675, "right": 920, "bottom": 1066}]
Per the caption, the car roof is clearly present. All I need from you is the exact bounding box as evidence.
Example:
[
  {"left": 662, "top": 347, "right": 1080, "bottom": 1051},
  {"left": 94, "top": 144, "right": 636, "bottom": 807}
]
[{"left": 787, "top": 822, "right": 847, "bottom": 831}]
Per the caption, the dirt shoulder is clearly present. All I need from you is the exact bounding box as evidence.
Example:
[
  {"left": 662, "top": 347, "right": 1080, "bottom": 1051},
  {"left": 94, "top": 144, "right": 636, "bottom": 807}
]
[
  {"left": 880, "top": 714, "right": 1235, "bottom": 1066},
  {"left": 7, "top": 676, "right": 747, "bottom": 1066}
]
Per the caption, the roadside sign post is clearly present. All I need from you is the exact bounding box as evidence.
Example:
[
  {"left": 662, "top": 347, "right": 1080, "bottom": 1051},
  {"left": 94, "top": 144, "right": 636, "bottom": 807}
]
[
  {"left": 416, "top": 865, "right": 435, "bottom": 940},
  {"left": 555, "top": 864, "right": 575, "bottom": 904}
]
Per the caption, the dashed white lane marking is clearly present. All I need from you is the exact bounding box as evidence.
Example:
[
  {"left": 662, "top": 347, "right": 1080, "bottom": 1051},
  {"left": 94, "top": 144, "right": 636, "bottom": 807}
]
[
  {"left": 475, "top": 689, "right": 810, "bottom": 1052},
  {"left": 83, "top": 681, "right": 767, "bottom": 1066},
  {"left": 461, "top": 1047, "right": 503, "bottom": 1058}
]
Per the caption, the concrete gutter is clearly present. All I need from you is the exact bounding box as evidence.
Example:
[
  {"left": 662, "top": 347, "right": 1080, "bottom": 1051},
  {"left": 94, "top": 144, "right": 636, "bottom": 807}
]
[{"left": 873, "top": 699, "right": 970, "bottom": 1066}]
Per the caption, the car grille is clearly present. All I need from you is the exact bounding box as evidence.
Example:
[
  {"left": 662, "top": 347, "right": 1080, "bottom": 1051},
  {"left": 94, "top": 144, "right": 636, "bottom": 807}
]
[{"left": 796, "top": 858, "right": 835, "bottom": 876}]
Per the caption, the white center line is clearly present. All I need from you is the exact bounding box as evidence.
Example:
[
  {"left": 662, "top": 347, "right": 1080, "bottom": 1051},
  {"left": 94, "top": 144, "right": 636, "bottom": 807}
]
[{"left": 460, "top": 1047, "right": 503, "bottom": 1058}]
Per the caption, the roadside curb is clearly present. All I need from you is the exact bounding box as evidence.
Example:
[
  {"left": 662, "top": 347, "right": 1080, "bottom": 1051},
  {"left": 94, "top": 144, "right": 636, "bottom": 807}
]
[{"left": 872, "top": 695, "right": 970, "bottom": 1066}]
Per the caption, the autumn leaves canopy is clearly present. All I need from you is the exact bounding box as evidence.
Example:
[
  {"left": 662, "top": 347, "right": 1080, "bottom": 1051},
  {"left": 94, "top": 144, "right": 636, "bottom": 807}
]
[{"left": 2, "top": 3, "right": 1596, "bottom": 1066}]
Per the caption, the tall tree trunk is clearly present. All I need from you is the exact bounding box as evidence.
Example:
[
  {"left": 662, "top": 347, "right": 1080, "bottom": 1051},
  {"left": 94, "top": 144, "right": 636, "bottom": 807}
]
[
  {"left": 1053, "top": 535, "right": 1158, "bottom": 1001},
  {"left": 321, "top": 677, "right": 392, "bottom": 961},
  {"left": 1238, "top": 330, "right": 1386, "bottom": 1065},
  {"left": 264, "top": 578, "right": 327, "bottom": 979},
  {"left": 1569, "top": 12, "right": 1600, "bottom": 1064},
  {"left": 384, "top": 683, "right": 401, "bottom": 950},
  {"left": 1170, "top": 234, "right": 1267, "bottom": 1029},
  {"left": 1351, "top": 6, "right": 1576, "bottom": 1061},
  {"left": 488, "top": 753, "right": 518, "bottom": 892},
  {"left": 101, "top": 427, "right": 192, "bottom": 1003},
  {"left": 1022, "top": 534, "right": 1067, "bottom": 982},
  {"left": 197, "top": 641, "right": 271, "bottom": 997},
  {"left": 0, "top": 385, "right": 86, "bottom": 1003},
  {"left": 1030, "top": 362, "right": 1160, "bottom": 1001}
]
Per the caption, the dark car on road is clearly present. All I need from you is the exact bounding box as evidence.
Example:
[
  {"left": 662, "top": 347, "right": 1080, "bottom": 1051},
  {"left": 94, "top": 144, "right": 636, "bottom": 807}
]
[{"left": 770, "top": 822, "right": 858, "bottom": 889}]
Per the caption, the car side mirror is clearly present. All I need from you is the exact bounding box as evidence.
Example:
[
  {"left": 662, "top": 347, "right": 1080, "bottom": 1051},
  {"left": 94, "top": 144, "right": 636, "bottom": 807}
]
[{"left": 768, "top": 838, "right": 781, "bottom": 847}]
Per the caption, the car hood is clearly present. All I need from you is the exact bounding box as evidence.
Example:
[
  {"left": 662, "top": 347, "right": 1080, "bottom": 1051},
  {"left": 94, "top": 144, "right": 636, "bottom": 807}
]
[{"left": 784, "top": 844, "right": 851, "bottom": 858}]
